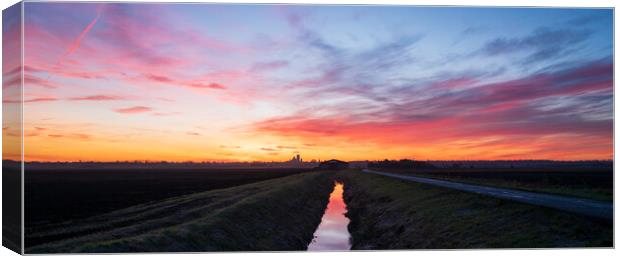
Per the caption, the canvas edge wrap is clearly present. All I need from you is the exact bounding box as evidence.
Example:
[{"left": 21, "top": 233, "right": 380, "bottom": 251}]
[{"left": 2, "top": 1, "right": 24, "bottom": 254}]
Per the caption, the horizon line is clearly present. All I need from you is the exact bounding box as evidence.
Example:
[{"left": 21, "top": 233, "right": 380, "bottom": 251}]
[{"left": 3, "top": 159, "right": 613, "bottom": 163}]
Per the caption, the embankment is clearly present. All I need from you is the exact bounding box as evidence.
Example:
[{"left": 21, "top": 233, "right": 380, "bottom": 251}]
[
  {"left": 27, "top": 171, "right": 335, "bottom": 253},
  {"left": 339, "top": 171, "right": 612, "bottom": 249}
]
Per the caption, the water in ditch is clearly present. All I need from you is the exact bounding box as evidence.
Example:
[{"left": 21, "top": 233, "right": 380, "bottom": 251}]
[{"left": 307, "top": 181, "right": 351, "bottom": 251}]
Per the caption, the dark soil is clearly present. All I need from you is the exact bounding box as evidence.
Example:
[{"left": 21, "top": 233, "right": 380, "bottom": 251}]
[{"left": 26, "top": 167, "right": 311, "bottom": 227}]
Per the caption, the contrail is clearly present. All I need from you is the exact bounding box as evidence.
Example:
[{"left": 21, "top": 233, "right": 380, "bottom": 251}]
[
  {"left": 63, "top": 7, "right": 102, "bottom": 57},
  {"left": 46, "top": 5, "right": 104, "bottom": 80}
]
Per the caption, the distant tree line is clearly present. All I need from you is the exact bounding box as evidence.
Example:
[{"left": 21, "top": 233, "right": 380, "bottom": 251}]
[
  {"left": 428, "top": 160, "right": 613, "bottom": 169},
  {"left": 6, "top": 159, "right": 319, "bottom": 170},
  {"left": 368, "top": 159, "right": 432, "bottom": 169},
  {"left": 366, "top": 159, "right": 613, "bottom": 170}
]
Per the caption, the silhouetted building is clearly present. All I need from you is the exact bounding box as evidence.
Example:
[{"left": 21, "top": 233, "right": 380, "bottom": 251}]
[
  {"left": 319, "top": 159, "right": 349, "bottom": 170},
  {"left": 289, "top": 154, "right": 303, "bottom": 164}
]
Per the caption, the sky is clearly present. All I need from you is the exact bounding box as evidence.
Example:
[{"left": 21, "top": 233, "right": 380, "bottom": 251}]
[{"left": 3, "top": 3, "right": 613, "bottom": 162}]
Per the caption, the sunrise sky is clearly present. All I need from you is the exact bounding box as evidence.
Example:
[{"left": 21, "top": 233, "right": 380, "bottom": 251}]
[{"left": 3, "top": 3, "right": 613, "bottom": 162}]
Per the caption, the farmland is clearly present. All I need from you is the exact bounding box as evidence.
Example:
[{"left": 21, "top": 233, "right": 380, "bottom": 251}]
[
  {"left": 23, "top": 165, "right": 614, "bottom": 252},
  {"left": 25, "top": 167, "right": 311, "bottom": 228},
  {"left": 26, "top": 171, "right": 335, "bottom": 252}
]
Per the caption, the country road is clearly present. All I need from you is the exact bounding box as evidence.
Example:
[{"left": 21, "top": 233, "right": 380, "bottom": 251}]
[{"left": 362, "top": 169, "right": 613, "bottom": 220}]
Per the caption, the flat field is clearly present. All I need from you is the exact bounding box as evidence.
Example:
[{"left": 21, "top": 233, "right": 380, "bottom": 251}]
[
  {"left": 24, "top": 167, "right": 613, "bottom": 252},
  {"left": 25, "top": 167, "right": 311, "bottom": 227},
  {"left": 26, "top": 171, "right": 336, "bottom": 252},
  {"left": 376, "top": 167, "right": 612, "bottom": 201}
]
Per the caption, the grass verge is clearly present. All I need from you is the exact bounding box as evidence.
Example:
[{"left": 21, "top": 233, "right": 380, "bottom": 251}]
[
  {"left": 377, "top": 168, "right": 612, "bottom": 202},
  {"left": 339, "top": 170, "right": 612, "bottom": 249},
  {"left": 412, "top": 173, "right": 612, "bottom": 202},
  {"left": 27, "top": 171, "right": 335, "bottom": 253}
]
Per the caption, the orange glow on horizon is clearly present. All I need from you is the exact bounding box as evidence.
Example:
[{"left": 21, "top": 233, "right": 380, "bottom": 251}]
[{"left": 14, "top": 124, "right": 612, "bottom": 162}]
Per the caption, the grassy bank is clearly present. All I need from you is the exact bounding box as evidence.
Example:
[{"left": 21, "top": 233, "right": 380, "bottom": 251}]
[
  {"left": 27, "top": 171, "right": 335, "bottom": 253},
  {"left": 339, "top": 170, "right": 612, "bottom": 249},
  {"left": 377, "top": 168, "right": 612, "bottom": 202}
]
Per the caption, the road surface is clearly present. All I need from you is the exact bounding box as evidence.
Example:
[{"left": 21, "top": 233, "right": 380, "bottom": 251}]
[{"left": 363, "top": 169, "right": 613, "bottom": 220}]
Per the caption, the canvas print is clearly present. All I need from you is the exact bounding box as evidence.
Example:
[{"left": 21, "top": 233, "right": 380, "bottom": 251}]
[{"left": 1, "top": 1, "right": 614, "bottom": 254}]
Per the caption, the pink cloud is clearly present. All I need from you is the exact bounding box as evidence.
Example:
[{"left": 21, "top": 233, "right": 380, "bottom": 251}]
[
  {"left": 143, "top": 73, "right": 226, "bottom": 90},
  {"left": 3, "top": 74, "right": 58, "bottom": 89},
  {"left": 114, "top": 106, "right": 152, "bottom": 114},
  {"left": 3, "top": 97, "right": 58, "bottom": 103},
  {"left": 69, "top": 95, "right": 127, "bottom": 101},
  {"left": 145, "top": 74, "right": 174, "bottom": 83},
  {"left": 185, "top": 82, "right": 226, "bottom": 90}
]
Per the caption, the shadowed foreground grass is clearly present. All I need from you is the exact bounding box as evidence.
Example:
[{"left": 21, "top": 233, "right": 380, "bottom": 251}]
[
  {"left": 27, "top": 171, "right": 335, "bottom": 253},
  {"left": 339, "top": 170, "right": 612, "bottom": 249}
]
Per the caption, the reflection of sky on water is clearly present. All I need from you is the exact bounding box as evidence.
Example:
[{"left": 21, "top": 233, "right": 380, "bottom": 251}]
[{"left": 307, "top": 182, "right": 351, "bottom": 251}]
